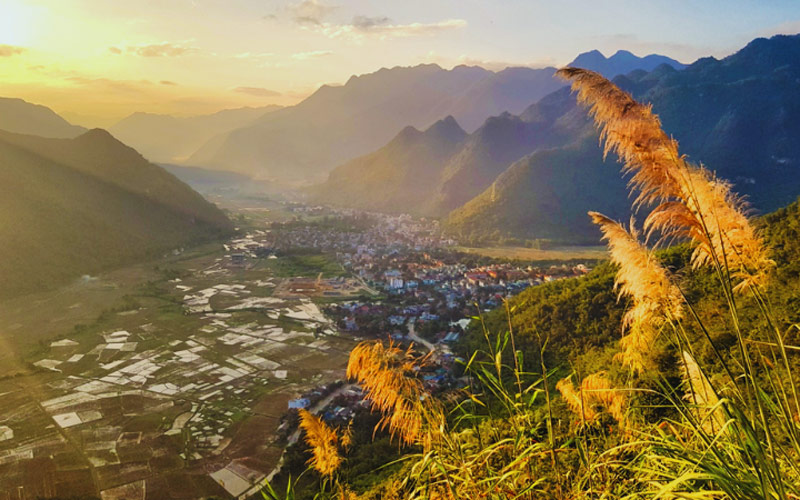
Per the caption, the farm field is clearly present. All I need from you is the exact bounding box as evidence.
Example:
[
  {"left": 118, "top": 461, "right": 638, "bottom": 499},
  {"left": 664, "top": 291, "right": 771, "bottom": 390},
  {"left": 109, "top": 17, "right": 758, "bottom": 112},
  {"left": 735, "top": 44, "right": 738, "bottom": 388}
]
[
  {"left": 453, "top": 245, "right": 608, "bottom": 262},
  {"left": 0, "top": 221, "right": 365, "bottom": 499}
]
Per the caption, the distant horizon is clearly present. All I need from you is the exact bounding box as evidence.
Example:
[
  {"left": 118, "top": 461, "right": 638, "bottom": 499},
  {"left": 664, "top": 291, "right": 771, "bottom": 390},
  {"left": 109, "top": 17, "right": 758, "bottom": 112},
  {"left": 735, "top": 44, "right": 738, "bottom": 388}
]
[
  {"left": 0, "top": 43, "right": 738, "bottom": 130},
  {"left": 3, "top": 0, "right": 800, "bottom": 126}
]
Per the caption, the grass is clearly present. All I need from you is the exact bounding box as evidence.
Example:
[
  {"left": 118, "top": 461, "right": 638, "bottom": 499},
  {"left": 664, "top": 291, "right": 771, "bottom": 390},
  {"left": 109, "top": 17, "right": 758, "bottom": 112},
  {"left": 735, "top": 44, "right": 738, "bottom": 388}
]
[
  {"left": 454, "top": 244, "right": 607, "bottom": 262},
  {"left": 265, "top": 253, "right": 346, "bottom": 278}
]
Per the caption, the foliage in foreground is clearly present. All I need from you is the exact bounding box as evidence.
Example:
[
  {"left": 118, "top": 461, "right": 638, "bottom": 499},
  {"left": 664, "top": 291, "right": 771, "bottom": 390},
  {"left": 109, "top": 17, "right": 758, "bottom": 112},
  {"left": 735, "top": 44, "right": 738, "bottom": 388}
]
[{"left": 265, "top": 69, "right": 800, "bottom": 499}]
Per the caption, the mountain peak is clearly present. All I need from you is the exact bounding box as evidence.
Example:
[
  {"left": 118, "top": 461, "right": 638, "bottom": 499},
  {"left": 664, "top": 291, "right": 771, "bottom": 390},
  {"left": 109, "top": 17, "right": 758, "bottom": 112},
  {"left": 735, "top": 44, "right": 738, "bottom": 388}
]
[
  {"left": 0, "top": 96, "right": 86, "bottom": 139},
  {"left": 77, "top": 128, "right": 125, "bottom": 147},
  {"left": 611, "top": 49, "right": 636, "bottom": 60},
  {"left": 571, "top": 49, "right": 606, "bottom": 65},
  {"left": 424, "top": 115, "right": 467, "bottom": 143},
  {"left": 81, "top": 127, "right": 115, "bottom": 139}
]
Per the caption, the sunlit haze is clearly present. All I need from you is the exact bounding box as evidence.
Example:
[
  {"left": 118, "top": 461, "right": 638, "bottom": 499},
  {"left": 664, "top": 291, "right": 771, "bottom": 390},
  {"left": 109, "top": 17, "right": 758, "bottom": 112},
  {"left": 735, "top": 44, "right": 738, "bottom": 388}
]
[{"left": 2, "top": 0, "right": 800, "bottom": 126}]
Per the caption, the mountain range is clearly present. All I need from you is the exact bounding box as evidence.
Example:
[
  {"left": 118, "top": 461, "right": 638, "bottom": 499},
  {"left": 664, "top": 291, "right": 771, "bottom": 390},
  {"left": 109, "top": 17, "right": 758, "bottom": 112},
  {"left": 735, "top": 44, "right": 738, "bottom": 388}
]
[
  {"left": 108, "top": 105, "right": 282, "bottom": 163},
  {"left": 184, "top": 64, "right": 562, "bottom": 183},
  {"left": 569, "top": 49, "right": 686, "bottom": 76},
  {"left": 312, "top": 34, "right": 800, "bottom": 244},
  {"left": 0, "top": 128, "right": 233, "bottom": 299},
  {"left": 183, "top": 49, "right": 687, "bottom": 184}
]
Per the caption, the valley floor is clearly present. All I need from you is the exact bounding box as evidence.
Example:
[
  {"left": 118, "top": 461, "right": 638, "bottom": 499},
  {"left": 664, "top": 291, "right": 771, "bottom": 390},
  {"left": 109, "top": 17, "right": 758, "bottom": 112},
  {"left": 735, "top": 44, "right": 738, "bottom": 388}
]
[
  {"left": 0, "top": 222, "right": 367, "bottom": 499},
  {"left": 0, "top": 204, "right": 599, "bottom": 500}
]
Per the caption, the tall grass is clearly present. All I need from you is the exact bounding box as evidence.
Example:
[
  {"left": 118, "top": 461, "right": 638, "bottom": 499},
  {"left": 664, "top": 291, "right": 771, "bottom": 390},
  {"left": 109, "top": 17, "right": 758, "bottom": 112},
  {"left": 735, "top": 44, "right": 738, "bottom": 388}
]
[
  {"left": 265, "top": 69, "right": 800, "bottom": 499},
  {"left": 558, "top": 67, "right": 798, "bottom": 500}
]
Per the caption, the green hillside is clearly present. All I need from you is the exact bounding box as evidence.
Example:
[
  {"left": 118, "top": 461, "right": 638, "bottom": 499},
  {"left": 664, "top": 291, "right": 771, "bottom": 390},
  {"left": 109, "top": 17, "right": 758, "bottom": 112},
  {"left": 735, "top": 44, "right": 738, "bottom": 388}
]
[
  {"left": 0, "top": 130, "right": 233, "bottom": 299},
  {"left": 443, "top": 136, "right": 629, "bottom": 244}
]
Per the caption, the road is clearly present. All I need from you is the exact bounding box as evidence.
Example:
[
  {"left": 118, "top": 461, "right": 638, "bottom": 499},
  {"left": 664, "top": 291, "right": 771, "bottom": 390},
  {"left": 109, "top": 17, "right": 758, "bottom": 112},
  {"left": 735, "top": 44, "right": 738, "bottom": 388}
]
[
  {"left": 352, "top": 274, "right": 379, "bottom": 296},
  {"left": 407, "top": 321, "right": 436, "bottom": 353}
]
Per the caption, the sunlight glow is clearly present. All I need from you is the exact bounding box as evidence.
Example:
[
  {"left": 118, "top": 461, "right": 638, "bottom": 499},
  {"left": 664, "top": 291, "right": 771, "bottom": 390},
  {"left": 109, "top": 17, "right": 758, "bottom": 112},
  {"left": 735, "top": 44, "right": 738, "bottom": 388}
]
[{"left": 0, "top": 1, "right": 38, "bottom": 45}]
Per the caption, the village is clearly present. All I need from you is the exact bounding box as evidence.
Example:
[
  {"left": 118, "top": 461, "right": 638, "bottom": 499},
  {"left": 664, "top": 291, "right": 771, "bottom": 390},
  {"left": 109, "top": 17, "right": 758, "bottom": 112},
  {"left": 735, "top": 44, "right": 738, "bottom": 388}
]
[{"left": 0, "top": 206, "right": 595, "bottom": 500}]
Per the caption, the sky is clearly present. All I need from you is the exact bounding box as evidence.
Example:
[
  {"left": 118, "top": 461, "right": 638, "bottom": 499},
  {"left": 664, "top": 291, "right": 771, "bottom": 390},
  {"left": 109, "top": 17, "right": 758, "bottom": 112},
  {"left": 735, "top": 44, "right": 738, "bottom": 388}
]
[{"left": 2, "top": 0, "right": 800, "bottom": 127}]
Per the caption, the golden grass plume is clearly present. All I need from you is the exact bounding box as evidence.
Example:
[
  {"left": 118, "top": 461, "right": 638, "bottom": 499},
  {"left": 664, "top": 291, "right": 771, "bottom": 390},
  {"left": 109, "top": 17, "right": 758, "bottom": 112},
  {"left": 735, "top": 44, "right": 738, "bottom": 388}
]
[
  {"left": 347, "top": 341, "right": 441, "bottom": 446},
  {"left": 298, "top": 408, "right": 341, "bottom": 477},
  {"left": 556, "top": 372, "right": 626, "bottom": 425},
  {"left": 589, "top": 212, "right": 682, "bottom": 373},
  {"left": 558, "top": 67, "right": 773, "bottom": 292}
]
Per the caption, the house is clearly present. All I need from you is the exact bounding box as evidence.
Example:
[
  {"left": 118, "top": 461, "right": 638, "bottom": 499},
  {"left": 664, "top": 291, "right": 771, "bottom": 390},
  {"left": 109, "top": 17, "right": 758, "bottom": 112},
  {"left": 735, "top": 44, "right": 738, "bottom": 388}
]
[
  {"left": 388, "top": 277, "right": 404, "bottom": 289},
  {"left": 388, "top": 315, "right": 407, "bottom": 326},
  {"left": 288, "top": 398, "right": 311, "bottom": 410},
  {"left": 443, "top": 332, "right": 460, "bottom": 343}
]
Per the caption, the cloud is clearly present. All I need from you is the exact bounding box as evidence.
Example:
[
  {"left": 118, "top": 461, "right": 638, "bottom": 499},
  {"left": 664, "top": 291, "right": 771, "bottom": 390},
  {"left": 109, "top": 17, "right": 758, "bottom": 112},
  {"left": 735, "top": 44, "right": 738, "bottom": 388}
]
[
  {"left": 291, "top": 50, "right": 333, "bottom": 60},
  {"left": 64, "top": 76, "right": 154, "bottom": 94},
  {"left": 287, "top": 0, "right": 337, "bottom": 26},
  {"left": 312, "top": 18, "right": 467, "bottom": 41},
  {"left": 233, "top": 86, "right": 282, "bottom": 97},
  {"left": 109, "top": 41, "right": 198, "bottom": 57},
  {"left": 0, "top": 45, "right": 26, "bottom": 57},
  {"left": 351, "top": 15, "right": 391, "bottom": 30},
  {"left": 160, "top": 80, "right": 177, "bottom": 86}
]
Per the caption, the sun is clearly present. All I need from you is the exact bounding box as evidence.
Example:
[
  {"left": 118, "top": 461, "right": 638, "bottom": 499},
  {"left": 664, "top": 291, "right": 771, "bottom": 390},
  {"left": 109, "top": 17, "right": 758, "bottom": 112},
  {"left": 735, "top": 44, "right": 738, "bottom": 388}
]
[{"left": 0, "top": 1, "right": 37, "bottom": 46}]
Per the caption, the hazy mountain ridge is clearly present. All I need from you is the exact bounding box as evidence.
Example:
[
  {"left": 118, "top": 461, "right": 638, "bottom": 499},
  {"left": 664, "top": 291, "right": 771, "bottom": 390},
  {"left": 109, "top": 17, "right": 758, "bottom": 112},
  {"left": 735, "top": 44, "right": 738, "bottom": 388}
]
[
  {"left": 0, "top": 97, "right": 87, "bottom": 138},
  {"left": 310, "top": 48, "right": 685, "bottom": 217},
  {"left": 186, "top": 64, "right": 564, "bottom": 183},
  {"left": 109, "top": 105, "right": 282, "bottom": 163},
  {"left": 0, "top": 129, "right": 233, "bottom": 299},
  {"left": 308, "top": 116, "right": 468, "bottom": 213}
]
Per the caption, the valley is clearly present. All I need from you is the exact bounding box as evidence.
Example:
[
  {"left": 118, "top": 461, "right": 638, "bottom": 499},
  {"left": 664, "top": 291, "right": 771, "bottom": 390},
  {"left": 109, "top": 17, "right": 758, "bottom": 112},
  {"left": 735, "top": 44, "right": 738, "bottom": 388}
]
[{"left": 0, "top": 203, "right": 596, "bottom": 499}]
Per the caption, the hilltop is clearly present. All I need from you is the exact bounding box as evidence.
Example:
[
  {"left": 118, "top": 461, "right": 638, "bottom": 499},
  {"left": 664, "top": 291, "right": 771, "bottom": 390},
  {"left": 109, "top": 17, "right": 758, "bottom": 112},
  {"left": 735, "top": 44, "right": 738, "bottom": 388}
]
[
  {"left": 310, "top": 49, "right": 685, "bottom": 214},
  {"left": 0, "top": 129, "right": 233, "bottom": 299},
  {"left": 308, "top": 116, "right": 468, "bottom": 214},
  {"left": 0, "top": 97, "right": 86, "bottom": 138},
  {"left": 568, "top": 49, "right": 686, "bottom": 77}
]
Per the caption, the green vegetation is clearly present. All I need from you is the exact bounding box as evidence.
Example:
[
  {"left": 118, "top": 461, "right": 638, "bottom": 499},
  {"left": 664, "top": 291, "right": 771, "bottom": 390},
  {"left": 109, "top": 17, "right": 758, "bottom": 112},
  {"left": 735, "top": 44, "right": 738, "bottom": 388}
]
[
  {"left": 445, "top": 34, "right": 800, "bottom": 244},
  {"left": 444, "top": 137, "right": 629, "bottom": 245},
  {"left": 0, "top": 128, "right": 232, "bottom": 299},
  {"left": 265, "top": 253, "right": 346, "bottom": 278}
]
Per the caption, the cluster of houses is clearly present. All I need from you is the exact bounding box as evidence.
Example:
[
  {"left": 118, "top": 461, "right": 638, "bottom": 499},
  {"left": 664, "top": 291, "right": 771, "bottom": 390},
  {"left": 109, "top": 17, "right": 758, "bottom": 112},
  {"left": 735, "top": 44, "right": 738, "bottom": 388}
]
[
  {"left": 262, "top": 210, "right": 451, "bottom": 254},
  {"left": 326, "top": 251, "right": 592, "bottom": 343}
]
